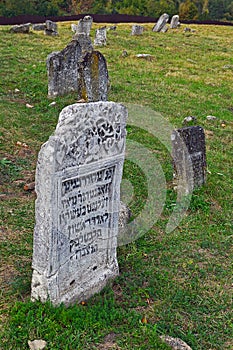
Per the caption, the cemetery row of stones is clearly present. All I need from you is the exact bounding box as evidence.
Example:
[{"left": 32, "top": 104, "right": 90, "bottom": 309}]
[{"left": 10, "top": 13, "right": 188, "bottom": 36}]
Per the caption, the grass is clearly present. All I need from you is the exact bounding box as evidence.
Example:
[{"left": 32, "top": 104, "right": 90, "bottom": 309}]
[{"left": 0, "top": 22, "right": 232, "bottom": 349}]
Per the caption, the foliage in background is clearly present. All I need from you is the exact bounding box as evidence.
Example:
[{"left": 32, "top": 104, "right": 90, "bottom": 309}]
[{"left": 0, "top": 0, "right": 233, "bottom": 20}]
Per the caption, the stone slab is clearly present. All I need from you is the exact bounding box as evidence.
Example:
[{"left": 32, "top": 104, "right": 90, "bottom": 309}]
[{"left": 31, "top": 101, "right": 127, "bottom": 306}]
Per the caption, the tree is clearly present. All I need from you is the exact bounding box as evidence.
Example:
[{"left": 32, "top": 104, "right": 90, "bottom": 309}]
[{"left": 179, "top": 0, "right": 199, "bottom": 19}]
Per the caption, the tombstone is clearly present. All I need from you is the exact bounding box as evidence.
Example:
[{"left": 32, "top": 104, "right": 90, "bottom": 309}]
[
  {"left": 31, "top": 101, "right": 127, "bottom": 306},
  {"left": 47, "top": 40, "right": 83, "bottom": 98},
  {"left": 10, "top": 23, "right": 31, "bottom": 34},
  {"left": 171, "top": 126, "right": 207, "bottom": 193},
  {"left": 32, "top": 23, "right": 46, "bottom": 31},
  {"left": 45, "top": 20, "right": 58, "bottom": 36},
  {"left": 47, "top": 37, "right": 108, "bottom": 101},
  {"left": 160, "top": 25, "right": 168, "bottom": 33},
  {"left": 78, "top": 51, "right": 109, "bottom": 102},
  {"left": 131, "top": 25, "right": 144, "bottom": 36},
  {"left": 152, "top": 13, "right": 169, "bottom": 32},
  {"left": 170, "top": 15, "right": 180, "bottom": 29},
  {"left": 94, "top": 27, "right": 107, "bottom": 46},
  {"left": 76, "top": 15, "right": 93, "bottom": 36},
  {"left": 71, "top": 23, "right": 78, "bottom": 33}
]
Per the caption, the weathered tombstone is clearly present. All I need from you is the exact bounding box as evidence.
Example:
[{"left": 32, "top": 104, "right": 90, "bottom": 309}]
[
  {"left": 76, "top": 15, "right": 93, "bottom": 36},
  {"left": 131, "top": 25, "right": 144, "bottom": 35},
  {"left": 160, "top": 25, "right": 168, "bottom": 33},
  {"left": 78, "top": 51, "right": 109, "bottom": 102},
  {"left": 170, "top": 15, "right": 180, "bottom": 29},
  {"left": 94, "top": 27, "right": 107, "bottom": 46},
  {"left": 31, "top": 101, "right": 127, "bottom": 306},
  {"left": 171, "top": 126, "right": 207, "bottom": 193},
  {"left": 47, "top": 40, "right": 83, "bottom": 98},
  {"left": 32, "top": 23, "right": 46, "bottom": 31},
  {"left": 152, "top": 13, "right": 169, "bottom": 32},
  {"left": 71, "top": 23, "right": 78, "bottom": 33},
  {"left": 47, "top": 36, "right": 108, "bottom": 101},
  {"left": 45, "top": 20, "right": 58, "bottom": 36},
  {"left": 10, "top": 23, "right": 31, "bottom": 34}
]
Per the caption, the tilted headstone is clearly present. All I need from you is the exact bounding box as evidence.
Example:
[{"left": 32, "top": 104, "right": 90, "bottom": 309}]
[
  {"left": 47, "top": 40, "right": 83, "bottom": 98},
  {"left": 152, "top": 13, "right": 169, "bottom": 32},
  {"left": 94, "top": 27, "right": 107, "bottom": 46},
  {"left": 47, "top": 37, "right": 108, "bottom": 101},
  {"left": 45, "top": 20, "right": 58, "bottom": 36},
  {"left": 10, "top": 23, "right": 31, "bottom": 34},
  {"left": 131, "top": 25, "right": 144, "bottom": 36},
  {"left": 160, "top": 25, "right": 168, "bottom": 33},
  {"left": 32, "top": 23, "right": 46, "bottom": 31},
  {"left": 170, "top": 15, "right": 180, "bottom": 29},
  {"left": 31, "top": 101, "right": 127, "bottom": 305},
  {"left": 76, "top": 15, "right": 93, "bottom": 36},
  {"left": 171, "top": 126, "right": 207, "bottom": 193},
  {"left": 78, "top": 51, "right": 109, "bottom": 102}
]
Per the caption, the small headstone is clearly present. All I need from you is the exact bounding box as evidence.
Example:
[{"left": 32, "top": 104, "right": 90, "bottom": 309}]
[
  {"left": 108, "top": 25, "right": 117, "bottom": 31},
  {"left": 32, "top": 23, "right": 46, "bottom": 31},
  {"left": 78, "top": 51, "right": 109, "bottom": 102},
  {"left": 171, "top": 126, "right": 207, "bottom": 193},
  {"left": 71, "top": 23, "right": 78, "bottom": 33},
  {"left": 184, "top": 27, "right": 191, "bottom": 32},
  {"left": 10, "top": 23, "right": 31, "bottom": 34},
  {"left": 76, "top": 15, "right": 93, "bottom": 36},
  {"left": 31, "top": 101, "right": 127, "bottom": 306},
  {"left": 170, "top": 15, "right": 180, "bottom": 29},
  {"left": 45, "top": 20, "right": 58, "bottom": 36},
  {"left": 160, "top": 25, "right": 168, "bottom": 33},
  {"left": 94, "top": 27, "right": 107, "bottom": 46},
  {"left": 182, "top": 115, "right": 197, "bottom": 124},
  {"left": 152, "top": 13, "right": 169, "bottom": 32},
  {"left": 131, "top": 25, "right": 144, "bottom": 36}
]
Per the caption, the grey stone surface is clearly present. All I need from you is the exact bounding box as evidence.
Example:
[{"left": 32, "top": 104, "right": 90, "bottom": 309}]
[
  {"left": 47, "top": 40, "right": 83, "bottom": 98},
  {"left": 152, "top": 13, "right": 169, "bottom": 32},
  {"left": 160, "top": 336, "right": 192, "bottom": 350},
  {"left": 171, "top": 126, "right": 207, "bottom": 193},
  {"left": 47, "top": 37, "right": 108, "bottom": 101},
  {"left": 45, "top": 20, "right": 58, "bottom": 36},
  {"left": 131, "top": 25, "right": 144, "bottom": 35},
  {"left": 31, "top": 101, "right": 127, "bottom": 306},
  {"left": 10, "top": 23, "right": 31, "bottom": 33},
  {"left": 170, "top": 15, "right": 180, "bottom": 29},
  {"left": 76, "top": 15, "right": 93, "bottom": 36},
  {"left": 32, "top": 23, "right": 46, "bottom": 31},
  {"left": 79, "top": 51, "right": 109, "bottom": 102},
  {"left": 71, "top": 23, "right": 78, "bottom": 32},
  {"left": 94, "top": 27, "right": 107, "bottom": 46},
  {"left": 28, "top": 340, "right": 47, "bottom": 350},
  {"left": 160, "top": 25, "right": 168, "bottom": 33}
]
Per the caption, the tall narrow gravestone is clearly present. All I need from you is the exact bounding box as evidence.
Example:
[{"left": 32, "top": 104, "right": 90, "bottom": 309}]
[
  {"left": 152, "top": 13, "right": 169, "bottom": 32},
  {"left": 31, "top": 102, "right": 127, "bottom": 306},
  {"left": 171, "top": 126, "right": 207, "bottom": 193}
]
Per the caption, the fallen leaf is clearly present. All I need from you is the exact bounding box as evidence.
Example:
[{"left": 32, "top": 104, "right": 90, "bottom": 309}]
[{"left": 141, "top": 315, "right": 148, "bottom": 324}]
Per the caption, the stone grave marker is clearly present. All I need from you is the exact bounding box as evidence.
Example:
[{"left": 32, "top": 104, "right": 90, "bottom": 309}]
[
  {"left": 131, "top": 25, "right": 144, "bottom": 35},
  {"left": 152, "top": 13, "right": 169, "bottom": 32},
  {"left": 78, "top": 51, "right": 109, "bottom": 102},
  {"left": 10, "top": 23, "right": 31, "bottom": 33},
  {"left": 171, "top": 126, "right": 207, "bottom": 193},
  {"left": 31, "top": 101, "right": 127, "bottom": 306},
  {"left": 47, "top": 39, "right": 83, "bottom": 98},
  {"left": 170, "top": 15, "right": 180, "bottom": 29},
  {"left": 32, "top": 23, "right": 46, "bottom": 31},
  {"left": 94, "top": 27, "right": 107, "bottom": 46},
  {"left": 45, "top": 20, "right": 58, "bottom": 36},
  {"left": 76, "top": 15, "right": 93, "bottom": 36}
]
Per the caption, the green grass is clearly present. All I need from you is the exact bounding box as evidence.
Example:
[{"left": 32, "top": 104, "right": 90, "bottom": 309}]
[{"left": 0, "top": 22, "right": 233, "bottom": 349}]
